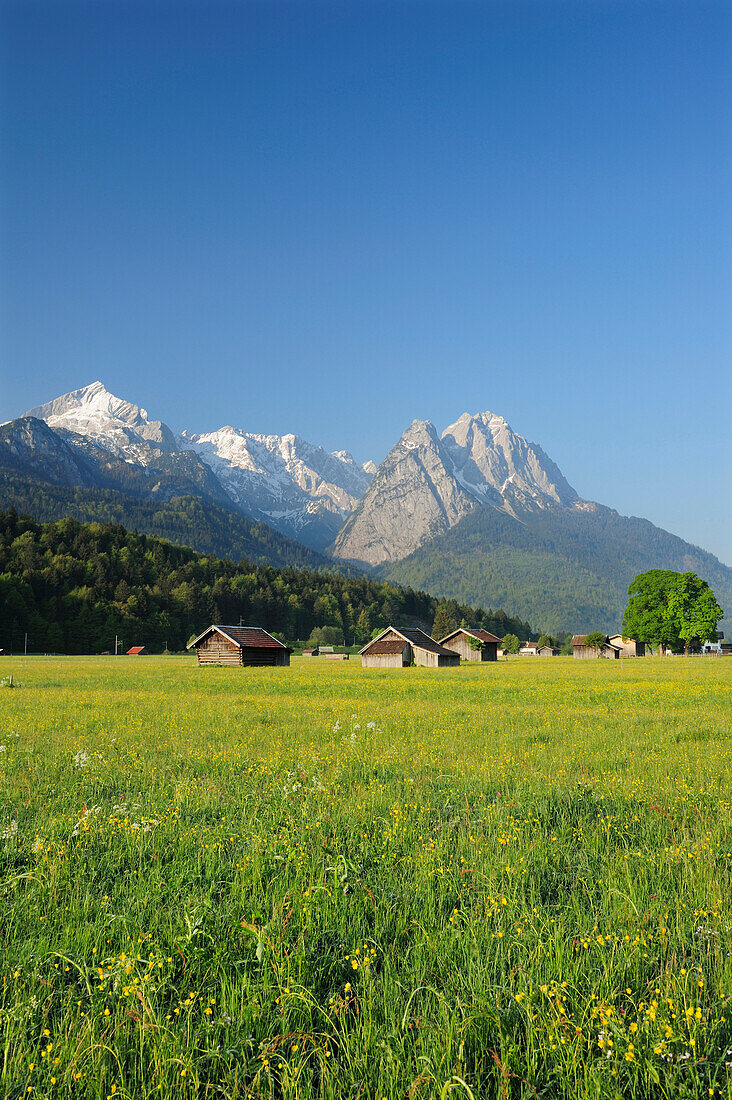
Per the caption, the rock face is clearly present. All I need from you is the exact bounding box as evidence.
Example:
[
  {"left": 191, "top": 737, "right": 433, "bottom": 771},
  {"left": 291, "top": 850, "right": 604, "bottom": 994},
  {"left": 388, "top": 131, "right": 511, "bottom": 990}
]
[
  {"left": 331, "top": 412, "right": 582, "bottom": 565},
  {"left": 331, "top": 419, "right": 478, "bottom": 565},
  {"left": 181, "top": 427, "right": 372, "bottom": 548},
  {"left": 441, "top": 412, "right": 579, "bottom": 514}
]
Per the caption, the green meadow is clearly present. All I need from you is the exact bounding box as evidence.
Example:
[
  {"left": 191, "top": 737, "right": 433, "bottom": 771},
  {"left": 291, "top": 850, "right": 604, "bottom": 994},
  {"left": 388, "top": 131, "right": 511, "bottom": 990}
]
[{"left": 1, "top": 655, "right": 730, "bottom": 1099}]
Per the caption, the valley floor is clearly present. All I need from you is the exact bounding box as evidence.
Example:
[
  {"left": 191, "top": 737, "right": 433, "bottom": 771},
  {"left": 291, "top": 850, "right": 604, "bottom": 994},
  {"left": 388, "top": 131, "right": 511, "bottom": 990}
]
[{"left": 1, "top": 656, "right": 731, "bottom": 1098}]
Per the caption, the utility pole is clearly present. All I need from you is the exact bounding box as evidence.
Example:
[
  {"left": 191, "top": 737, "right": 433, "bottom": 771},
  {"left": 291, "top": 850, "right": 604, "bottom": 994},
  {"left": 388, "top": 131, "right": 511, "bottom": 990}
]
[{"left": 24, "top": 632, "right": 28, "bottom": 656}]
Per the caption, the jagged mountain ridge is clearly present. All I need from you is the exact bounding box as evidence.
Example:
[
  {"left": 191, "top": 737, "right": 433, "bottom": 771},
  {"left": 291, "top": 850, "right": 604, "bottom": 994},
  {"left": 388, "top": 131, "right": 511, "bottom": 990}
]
[
  {"left": 331, "top": 412, "right": 589, "bottom": 566},
  {"left": 18, "top": 381, "right": 374, "bottom": 549}
]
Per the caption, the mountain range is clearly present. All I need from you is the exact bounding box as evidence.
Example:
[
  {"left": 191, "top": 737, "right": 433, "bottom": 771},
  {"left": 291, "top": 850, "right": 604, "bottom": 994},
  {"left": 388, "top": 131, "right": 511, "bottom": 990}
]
[{"left": 2, "top": 381, "right": 729, "bottom": 633}]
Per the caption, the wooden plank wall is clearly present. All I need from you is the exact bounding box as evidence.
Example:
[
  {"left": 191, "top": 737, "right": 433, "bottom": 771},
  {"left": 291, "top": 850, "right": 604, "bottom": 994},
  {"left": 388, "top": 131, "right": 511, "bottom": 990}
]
[{"left": 196, "top": 634, "right": 242, "bottom": 665}]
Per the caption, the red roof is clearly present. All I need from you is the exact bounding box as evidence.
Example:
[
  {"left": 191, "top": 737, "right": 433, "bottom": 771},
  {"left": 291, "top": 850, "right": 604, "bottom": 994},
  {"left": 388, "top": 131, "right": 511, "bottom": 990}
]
[
  {"left": 189, "top": 625, "right": 291, "bottom": 651},
  {"left": 126, "top": 646, "right": 145, "bottom": 655}
]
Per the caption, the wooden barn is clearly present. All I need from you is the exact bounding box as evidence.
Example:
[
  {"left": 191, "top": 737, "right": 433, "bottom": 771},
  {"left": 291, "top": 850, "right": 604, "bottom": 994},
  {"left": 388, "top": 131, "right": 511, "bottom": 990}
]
[
  {"left": 188, "top": 625, "right": 292, "bottom": 667},
  {"left": 438, "top": 627, "right": 500, "bottom": 662},
  {"left": 538, "top": 645, "right": 560, "bottom": 657},
  {"left": 608, "top": 634, "right": 646, "bottom": 657},
  {"left": 572, "top": 635, "right": 621, "bottom": 660},
  {"left": 360, "top": 627, "right": 460, "bottom": 669}
]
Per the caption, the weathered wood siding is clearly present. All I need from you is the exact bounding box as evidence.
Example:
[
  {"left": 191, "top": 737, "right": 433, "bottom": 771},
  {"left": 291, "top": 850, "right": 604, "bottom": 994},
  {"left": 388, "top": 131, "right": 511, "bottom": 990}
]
[
  {"left": 441, "top": 634, "right": 497, "bottom": 661},
  {"left": 196, "top": 634, "right": 242, "bottom": 665},
  {"left": 413, "top": 648, "right": 460, "bottom": 668},
  {"left": 361, "top": 650, "right": 408, "bottom": 669}
]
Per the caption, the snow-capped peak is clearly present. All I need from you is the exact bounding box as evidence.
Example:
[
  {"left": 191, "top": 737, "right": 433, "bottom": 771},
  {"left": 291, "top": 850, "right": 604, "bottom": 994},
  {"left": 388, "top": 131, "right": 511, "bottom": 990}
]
[{"left": 26, "top": 381, "right": 178, "bottom": 461}]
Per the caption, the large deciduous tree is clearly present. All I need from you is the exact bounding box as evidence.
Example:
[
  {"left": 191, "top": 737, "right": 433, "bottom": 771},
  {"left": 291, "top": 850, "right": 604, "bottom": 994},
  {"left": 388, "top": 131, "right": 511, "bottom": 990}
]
[
  {"left": 622, "top": 569, "right": 723, "bottom": 656},
  {"left": 622, "top": 570, "right": 681, "bottom": 656},
  {"left": 667, "top": 572, "right": 723, "bottom": 656}
]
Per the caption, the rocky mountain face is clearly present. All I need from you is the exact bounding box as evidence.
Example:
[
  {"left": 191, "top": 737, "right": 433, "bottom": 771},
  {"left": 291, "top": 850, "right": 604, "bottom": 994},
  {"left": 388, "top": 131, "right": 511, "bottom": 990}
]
[
  {"left": 181, "top": 426, "right": 371, "bottom": 548},
  {"left": 332, "top": 420, "right": 477, "bottom": 565},
  {"left": 331, "top": 411, "right": 585, "bottom": 566},
  {"left": 12, "top": 382, "right": 374, "bottom": 550}
]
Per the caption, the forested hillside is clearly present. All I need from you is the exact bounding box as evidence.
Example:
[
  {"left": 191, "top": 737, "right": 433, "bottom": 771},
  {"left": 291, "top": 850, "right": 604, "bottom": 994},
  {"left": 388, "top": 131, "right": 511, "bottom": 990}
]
[
  {"left": 0, "top": 511, "right": 535, "bottom": 654},
  {"left": 380, "top": 504, "right": 731, "bottom": 634},
  {"left": 0, "top": 473, "right": 328, "bottom": 571}
]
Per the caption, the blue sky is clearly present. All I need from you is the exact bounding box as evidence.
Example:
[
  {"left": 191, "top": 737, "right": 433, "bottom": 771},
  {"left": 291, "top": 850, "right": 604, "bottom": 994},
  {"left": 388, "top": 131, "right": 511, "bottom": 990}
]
[{"left": 2, "top": 0, "right": 731, "bottom": 562}]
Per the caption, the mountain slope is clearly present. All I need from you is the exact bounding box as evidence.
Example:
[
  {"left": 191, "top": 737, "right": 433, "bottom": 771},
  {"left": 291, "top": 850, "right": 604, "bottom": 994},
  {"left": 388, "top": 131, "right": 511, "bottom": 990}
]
[
  {"left": 0, "top": 470, "right": 331, "bottom": 570},
  {"left": 378, "top": 503, "right": 732, "bottom": 634},
  {"left": 1, "top": 416, "right": 239, "bottom": 509},
  {"left": 182, "top": 425, "right": 371, "bottom": 549}
]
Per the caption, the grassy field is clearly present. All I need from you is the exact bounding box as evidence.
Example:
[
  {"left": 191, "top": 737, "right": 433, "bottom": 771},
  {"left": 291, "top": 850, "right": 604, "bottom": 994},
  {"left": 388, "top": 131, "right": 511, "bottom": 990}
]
[{"left": 0, "top": 655, "right": 731, "bottom": 1100}]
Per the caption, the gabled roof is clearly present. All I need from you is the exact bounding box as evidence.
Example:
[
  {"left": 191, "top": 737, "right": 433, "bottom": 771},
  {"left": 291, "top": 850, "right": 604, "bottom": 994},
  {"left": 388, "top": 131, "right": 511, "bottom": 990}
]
[
  {"left": 439, "top": 628, "right": 501, "bottom": 645},
  {"left": 188, "top": 625, "right": 292, "bottom": 651},
  {"left": 572, "top": 634, "right": 620, "bottom": 649},
  {"left": 360, "top": 626, "right": 456, "bottom": 658},
  {"left": 365, "top": 639, "right": 408, "bottom": 655}
]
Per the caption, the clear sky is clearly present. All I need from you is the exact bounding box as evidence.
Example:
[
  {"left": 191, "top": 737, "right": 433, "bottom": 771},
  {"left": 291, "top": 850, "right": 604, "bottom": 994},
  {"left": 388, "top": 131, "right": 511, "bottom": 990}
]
[{"left": 2, "top": 0, "right": 731, "bottom": 562}]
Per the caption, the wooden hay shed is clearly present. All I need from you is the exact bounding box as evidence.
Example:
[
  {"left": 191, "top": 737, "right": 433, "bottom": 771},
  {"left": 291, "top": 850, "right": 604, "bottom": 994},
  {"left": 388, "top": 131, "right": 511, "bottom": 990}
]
[
  {"left": 572, "top": 635, "right": 621, "bottom": 660},
  {"left": 439, "top": 628, "right": 500, "bottom": 662},
  {"left": 360, "top": 627, "right": 460, "bottom": 669},
  {"left": 188, "top": 625, "right": 292, "bottom": 667},
  {"left": 538, "top": 645, "right": 560, "bottom": 657},
  {"left": 608, "top": 634, "right": 646, "bottom": 657}
]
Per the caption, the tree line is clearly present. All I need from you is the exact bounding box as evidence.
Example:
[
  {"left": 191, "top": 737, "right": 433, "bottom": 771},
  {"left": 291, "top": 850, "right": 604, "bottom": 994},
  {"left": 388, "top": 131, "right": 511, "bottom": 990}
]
[{"left": 0, "top": 510, "right": 537, "bottom": 654}]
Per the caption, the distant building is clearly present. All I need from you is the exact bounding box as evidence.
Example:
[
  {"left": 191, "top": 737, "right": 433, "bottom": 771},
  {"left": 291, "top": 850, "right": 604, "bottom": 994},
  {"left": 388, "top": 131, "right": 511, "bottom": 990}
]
[
  {"left": 519, "top": 642, "right": 539, "bottom": 656},
  {"left": 608, "top": 634, "right": 646, "bottom": 657},
  {"left": 572, "top": 635, "right": 621, "bottom": 659},
  {"left": 188, "top": 625, "right": 292, "bottom": 667},
  {"left": 538, "top": 645, "right": 560, "bottom": 657},
  {"left": 360, "top": 627, "right": 460, "bottom": 669},
  {"left": 126, "top": 645, "right": 146, "bottom": 655},
  {"left": 438, "top": 628, "right": 501, "bottom": 662}
]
